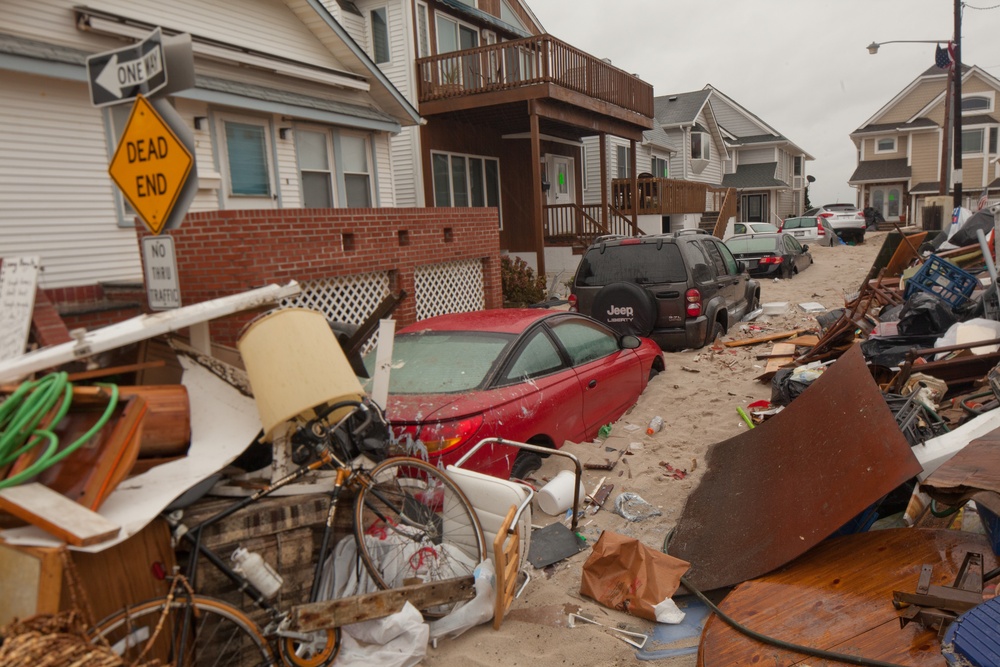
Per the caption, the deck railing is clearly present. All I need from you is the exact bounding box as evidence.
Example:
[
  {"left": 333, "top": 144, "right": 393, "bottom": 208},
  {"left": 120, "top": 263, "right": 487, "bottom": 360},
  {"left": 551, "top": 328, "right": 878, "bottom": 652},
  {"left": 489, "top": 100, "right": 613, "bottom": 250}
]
[
  {"left": 611, "top": 177, "right": 715, "bottom": 215},
  {"left": 416, "top": 35, "right": 653, "bottom": 118},
  {"left": 544, "top": 203, "right": 642, "bottom": 247}
]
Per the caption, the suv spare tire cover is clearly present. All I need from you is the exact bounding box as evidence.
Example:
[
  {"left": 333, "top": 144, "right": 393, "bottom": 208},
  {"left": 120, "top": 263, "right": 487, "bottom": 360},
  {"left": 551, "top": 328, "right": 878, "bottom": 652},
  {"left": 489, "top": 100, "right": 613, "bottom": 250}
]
[{"left": 591, "top": 281, "right": 657, "bottom": 336}]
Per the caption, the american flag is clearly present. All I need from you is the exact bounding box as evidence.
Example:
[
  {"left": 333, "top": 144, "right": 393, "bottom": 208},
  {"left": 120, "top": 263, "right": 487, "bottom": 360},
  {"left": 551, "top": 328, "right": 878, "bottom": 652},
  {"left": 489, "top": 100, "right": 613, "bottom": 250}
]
[
  {"left": 935, "top": 42, "right": 954, "bottom": 70},
  {"left": 978, "top": 187, "right": 991, "bottom": 211}
]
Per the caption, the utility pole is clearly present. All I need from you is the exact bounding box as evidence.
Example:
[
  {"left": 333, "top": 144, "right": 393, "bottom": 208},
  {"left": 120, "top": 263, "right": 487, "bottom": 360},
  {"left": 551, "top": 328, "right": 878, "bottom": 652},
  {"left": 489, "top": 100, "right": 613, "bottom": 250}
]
[{"left": 953, "top": 0, "right": 963, "bottom": 209}]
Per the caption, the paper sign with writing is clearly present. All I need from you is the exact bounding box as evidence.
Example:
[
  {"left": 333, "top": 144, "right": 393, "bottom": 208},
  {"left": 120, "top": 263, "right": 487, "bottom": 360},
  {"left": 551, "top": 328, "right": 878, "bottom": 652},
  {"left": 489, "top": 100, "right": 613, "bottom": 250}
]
[{"left": 0, "top": 256, "right": 40, "bottom": 362}]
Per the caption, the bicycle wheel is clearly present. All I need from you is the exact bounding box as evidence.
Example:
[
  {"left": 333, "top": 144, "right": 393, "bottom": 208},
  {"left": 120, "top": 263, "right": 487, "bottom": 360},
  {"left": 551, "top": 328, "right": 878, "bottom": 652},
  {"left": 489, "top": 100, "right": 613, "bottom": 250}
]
[
  {"left": 354, "top": 457, "right": 486, "bottom": 617},
  {"left": 91, "top": 594, "right": 274, "bottom": 667}
]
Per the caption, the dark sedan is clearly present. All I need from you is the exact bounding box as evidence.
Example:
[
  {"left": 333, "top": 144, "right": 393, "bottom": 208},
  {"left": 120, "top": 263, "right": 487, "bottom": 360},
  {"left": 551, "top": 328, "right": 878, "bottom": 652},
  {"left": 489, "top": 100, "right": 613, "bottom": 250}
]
[{"left": 725, "top": 233, "right": 813, "bottom": 279}]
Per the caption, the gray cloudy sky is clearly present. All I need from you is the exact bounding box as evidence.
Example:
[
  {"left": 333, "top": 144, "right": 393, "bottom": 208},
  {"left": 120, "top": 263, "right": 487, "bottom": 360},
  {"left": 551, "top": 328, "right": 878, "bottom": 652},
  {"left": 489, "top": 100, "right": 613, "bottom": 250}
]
[{"left": 527, "top": 0, "right": 1000, "bottom": 208}]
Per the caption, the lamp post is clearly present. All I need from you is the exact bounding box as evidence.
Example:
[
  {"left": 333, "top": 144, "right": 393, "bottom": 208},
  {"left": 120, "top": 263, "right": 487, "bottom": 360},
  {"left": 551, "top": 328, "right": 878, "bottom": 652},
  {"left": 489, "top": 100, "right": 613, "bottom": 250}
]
[{"left": 867, "top": 0, "right": 963, "bottom": 210}]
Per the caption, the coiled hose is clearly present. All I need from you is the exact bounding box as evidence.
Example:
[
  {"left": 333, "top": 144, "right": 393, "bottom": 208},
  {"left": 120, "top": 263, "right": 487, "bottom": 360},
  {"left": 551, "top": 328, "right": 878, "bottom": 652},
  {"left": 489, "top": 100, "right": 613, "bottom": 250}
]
[{"left": 0, "top": 373, "right": 119, "bottom": 489}]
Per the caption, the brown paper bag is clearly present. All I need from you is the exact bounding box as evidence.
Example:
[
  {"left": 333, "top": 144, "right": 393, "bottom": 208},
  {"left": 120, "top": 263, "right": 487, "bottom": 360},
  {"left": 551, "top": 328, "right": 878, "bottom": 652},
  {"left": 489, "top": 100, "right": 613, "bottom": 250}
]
[{"left": 579, "top": 530, "right": 690, "bottom": 621}]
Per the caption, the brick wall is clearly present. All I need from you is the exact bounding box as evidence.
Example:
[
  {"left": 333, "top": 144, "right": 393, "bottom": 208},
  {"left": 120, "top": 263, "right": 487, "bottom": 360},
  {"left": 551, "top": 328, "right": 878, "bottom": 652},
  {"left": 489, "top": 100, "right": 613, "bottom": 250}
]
[{"left": 136, "top": 207, "right": 503, "bottom": 347}]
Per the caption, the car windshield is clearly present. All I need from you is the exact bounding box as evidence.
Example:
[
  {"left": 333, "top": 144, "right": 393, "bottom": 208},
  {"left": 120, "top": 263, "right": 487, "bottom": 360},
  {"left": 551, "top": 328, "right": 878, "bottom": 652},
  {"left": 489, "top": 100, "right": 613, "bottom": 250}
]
[
  {"left": 749, "top": 223, "right": 779, "bottom": 233},
  {"left": 726, "top": 237, "right": 779, "bottom": 253},
  {"left": 575, "top": 243, "right": 686, "bottom": 286},
  {"left": 362, "top": 331, "right": 514, "bottom": 394},
  {"left": 824, "top": 204, "right": 859, "bottom": 213}
]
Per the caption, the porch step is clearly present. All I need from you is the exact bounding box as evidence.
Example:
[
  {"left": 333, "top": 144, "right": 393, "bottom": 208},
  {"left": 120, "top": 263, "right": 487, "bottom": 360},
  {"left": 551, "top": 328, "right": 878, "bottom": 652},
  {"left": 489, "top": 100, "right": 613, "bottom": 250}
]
[{"left": 699, "top": 212, "right": 720, "bottom": 233}]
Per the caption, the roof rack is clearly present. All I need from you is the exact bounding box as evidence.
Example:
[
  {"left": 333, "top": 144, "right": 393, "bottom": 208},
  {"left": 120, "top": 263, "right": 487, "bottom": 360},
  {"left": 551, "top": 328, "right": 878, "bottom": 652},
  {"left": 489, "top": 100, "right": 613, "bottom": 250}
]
[
  {"left": 672, "top": 229, "right": 709, "bottom": 237},
  {"left": 593, "top": 234, "right": 628, "bottom": 244}
]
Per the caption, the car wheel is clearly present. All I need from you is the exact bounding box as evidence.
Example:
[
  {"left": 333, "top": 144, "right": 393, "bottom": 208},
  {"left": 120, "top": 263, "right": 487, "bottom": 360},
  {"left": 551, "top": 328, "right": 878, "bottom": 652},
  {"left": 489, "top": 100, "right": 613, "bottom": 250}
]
[
  {"left": 510, "top": 451, "right": 543, "bottom": 480},
  {"left": 706, "top": 320, "right": 725, "bottom": 347},
  {"left": 648, "top": 365, "right": 661, "bottom": 381},
  {"left": 591, "top": 281, "right": 657, "bottom": 337}
]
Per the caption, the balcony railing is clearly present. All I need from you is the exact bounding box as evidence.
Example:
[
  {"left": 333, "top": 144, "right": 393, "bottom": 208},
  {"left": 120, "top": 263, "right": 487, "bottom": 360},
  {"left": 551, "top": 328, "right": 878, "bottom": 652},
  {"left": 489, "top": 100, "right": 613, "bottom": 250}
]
[
  {"left": 416, "top": 35, "right": 654, "bottom": 118},
  {"left": 611, "top": 177, "right": 717, "bottom": 215}
]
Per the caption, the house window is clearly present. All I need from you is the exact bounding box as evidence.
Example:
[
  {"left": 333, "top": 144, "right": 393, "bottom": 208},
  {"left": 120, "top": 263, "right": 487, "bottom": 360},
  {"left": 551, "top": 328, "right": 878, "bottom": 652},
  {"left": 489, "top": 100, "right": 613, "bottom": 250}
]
[
  {"left": 436, "top": 15, "right": 478, "bottom": 54},
  {"left": 691, "top": 131, "right": 710, "bottom": 160},
  {"left": 341, "top": 134, "right": 372, "bottom": 207},
  {"left": 298, "top": 129, "right": 334, "bottom": 208},
  {"left": 651, "top": 156, "right": 668, "bottom": 178},
  {"left": 416, "top": 3, "right": 429, "bottom": 58},
  {"left": 371, "top": 7, "right": 390, "bottom": 64},
  {"left": 875, "top": 137, "right": 896, "bottom": 153},
  {"left": 108, "top": 103, "right": 136, "bottom": 226},
  {"left": 793, "top": 156, "right": 802, "bottom": 177},
  {"left": 500, "top": 0, "right": 526, "bottom": 30},
  {"left": 616, "top": 145, "right": 630, "bottom": 179},
  {"left": 991, "top": 128, "right": 998, "bottom": 154},
  {"left": 963, "top": 128, "right": 984, "bottom": 154},
  {"left": 962, "top": 95, "right": 993, "bottom": 113},
  {"left": 431, "top": 151, "right": 501, "bottom": 223},
  {"left": 224, "top": 121, "right": 271, "bottom": 196}
]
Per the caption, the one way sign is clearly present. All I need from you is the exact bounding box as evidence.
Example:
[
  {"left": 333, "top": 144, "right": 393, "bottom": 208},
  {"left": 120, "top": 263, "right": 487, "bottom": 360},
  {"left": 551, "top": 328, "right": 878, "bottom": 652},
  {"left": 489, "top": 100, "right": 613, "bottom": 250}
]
[{"left": 87, "top": 28, "right": 167, "bottom": 107}]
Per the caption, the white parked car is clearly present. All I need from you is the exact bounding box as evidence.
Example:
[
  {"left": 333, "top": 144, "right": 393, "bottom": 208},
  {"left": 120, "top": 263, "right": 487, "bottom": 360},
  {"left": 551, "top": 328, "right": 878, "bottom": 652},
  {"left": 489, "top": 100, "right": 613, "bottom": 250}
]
[
  {"left": 803, "top": 204, "right": 866, "bottom": 243},
  {"left": 779, "top": 215, "right": 838, "bottom": 247},
  {"left": 724, "top": 221, "right": 779, "bottom": 239}
]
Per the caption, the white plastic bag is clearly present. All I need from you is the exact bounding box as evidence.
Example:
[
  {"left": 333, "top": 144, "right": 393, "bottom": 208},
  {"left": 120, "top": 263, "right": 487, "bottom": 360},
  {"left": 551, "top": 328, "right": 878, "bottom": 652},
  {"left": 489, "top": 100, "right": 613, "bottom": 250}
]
[
  {"left": 427, "top": 559, "right": 496, "bottom": 640},
  {"left": 336, "top": 601, "right": 428, "bottom": 667}
]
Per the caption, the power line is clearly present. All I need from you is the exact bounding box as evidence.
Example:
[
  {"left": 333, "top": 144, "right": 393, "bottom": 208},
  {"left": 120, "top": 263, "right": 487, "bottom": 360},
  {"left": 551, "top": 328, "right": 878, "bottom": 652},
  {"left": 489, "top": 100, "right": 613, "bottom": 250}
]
[{"left": 965, "top": 2, "right": 1000, "bottom": 9}]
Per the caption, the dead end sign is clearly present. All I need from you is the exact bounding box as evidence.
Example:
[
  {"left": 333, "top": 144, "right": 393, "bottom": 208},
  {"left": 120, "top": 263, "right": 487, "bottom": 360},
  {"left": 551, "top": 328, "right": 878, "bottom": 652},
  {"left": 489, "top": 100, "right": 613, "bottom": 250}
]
[{"left": 109, "top": 95, "right": 193, "bottom": 235}]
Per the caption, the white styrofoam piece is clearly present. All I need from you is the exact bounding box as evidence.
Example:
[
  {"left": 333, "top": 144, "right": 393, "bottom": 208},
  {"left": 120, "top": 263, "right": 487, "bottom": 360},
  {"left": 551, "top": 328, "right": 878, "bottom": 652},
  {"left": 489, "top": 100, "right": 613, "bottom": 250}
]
[
  {"left": 762, "top": 302, "right": 788, "bottom": 316},
  {"left": 1, "top": 355, "right": 263, "bottom": 551},
  {"left": 798, "top": 302, "right": 826, "bottom": 313},
  {"left": 912, "top": 408, "right": 1000, "bottom": 481}
]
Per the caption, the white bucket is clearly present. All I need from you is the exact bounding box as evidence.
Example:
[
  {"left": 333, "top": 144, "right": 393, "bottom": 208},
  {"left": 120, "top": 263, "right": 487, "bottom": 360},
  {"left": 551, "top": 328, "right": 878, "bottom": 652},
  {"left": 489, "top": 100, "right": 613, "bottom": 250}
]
[{"left": 537, "top": 469, "right": 585, "bottom": 516}]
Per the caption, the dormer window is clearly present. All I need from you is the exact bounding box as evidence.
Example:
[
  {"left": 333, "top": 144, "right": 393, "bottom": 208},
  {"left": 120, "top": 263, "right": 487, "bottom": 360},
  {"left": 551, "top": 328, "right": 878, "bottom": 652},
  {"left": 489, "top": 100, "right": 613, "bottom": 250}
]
[
  {"left": 962, "top": 95, "right": 993, "bottom": 114},
  {"left": 691, "top": 131, "right": 710, "bottom": 160},
  {"left": 875, "top": 137, "right": 896, "bottom": 153}
]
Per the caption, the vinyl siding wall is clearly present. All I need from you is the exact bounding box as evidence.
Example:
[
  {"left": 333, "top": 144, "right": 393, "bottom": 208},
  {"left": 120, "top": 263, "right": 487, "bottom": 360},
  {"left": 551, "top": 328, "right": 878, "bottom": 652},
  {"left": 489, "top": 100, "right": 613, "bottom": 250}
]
[
  {"left": 910, "top": 132, "right": 940, "bottom": 185},
  {"left": 878, "top": 78, "right": 948, "bottom": 124},
  {"left": 738, "top": 147, "right": 774, "bottom": 165}
]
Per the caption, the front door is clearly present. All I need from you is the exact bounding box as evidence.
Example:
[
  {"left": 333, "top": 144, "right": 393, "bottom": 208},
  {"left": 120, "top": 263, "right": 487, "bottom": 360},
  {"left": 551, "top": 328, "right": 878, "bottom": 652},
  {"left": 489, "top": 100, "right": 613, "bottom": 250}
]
[
  {"left": 870, "top": 186, "right": 902, "bottom": 221},
  {"left": 546, "top": 155, "right": 575, "bottom": 206},
  {"left": 742, "top": 193, "right": 767, "bottom": 222}
]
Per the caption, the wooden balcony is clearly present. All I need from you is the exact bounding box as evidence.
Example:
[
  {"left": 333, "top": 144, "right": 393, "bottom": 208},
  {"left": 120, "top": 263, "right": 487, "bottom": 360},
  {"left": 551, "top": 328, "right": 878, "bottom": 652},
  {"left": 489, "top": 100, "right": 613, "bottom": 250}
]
[
  {"left": 415, "top": 35, "right": 654, "bottom": 121},
  {"left": 610, "top": 178, "right": 737, "bottom": 237}
]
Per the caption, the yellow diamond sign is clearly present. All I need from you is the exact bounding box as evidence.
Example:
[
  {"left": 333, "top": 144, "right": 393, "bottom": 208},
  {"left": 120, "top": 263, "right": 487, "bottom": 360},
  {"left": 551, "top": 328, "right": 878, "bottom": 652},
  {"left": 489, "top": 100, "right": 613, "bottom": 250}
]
[{"left": 109, "top": 95, "right": 193, "bottom": 235}]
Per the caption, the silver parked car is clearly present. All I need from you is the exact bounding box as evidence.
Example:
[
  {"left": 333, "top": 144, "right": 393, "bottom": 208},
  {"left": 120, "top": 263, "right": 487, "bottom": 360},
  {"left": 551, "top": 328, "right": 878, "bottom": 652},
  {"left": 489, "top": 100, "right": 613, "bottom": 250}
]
[
  {"left": 803, "top": 204, "right": 866, "bottom": 243},
  {"left": 780, "top": 215, "right": 838, "bottom": 247}
]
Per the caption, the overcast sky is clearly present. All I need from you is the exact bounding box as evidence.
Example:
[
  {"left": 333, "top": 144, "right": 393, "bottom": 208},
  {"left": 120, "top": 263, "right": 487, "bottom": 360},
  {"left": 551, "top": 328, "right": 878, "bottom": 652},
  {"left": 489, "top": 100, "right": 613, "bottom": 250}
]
[{"left": 527, "top": 0, "right": 1000, "bottom": 208}]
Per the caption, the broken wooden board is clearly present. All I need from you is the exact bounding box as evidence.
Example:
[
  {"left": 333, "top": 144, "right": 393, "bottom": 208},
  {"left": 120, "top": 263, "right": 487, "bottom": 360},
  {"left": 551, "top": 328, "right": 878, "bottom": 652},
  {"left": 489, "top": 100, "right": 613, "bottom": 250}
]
[
  {"left": 763, "top": 343, "right": 796, "bottom": 376},
  {"left": 0, "top": 483, "right": 120, "bottom": 546},
  {"left": 288, "top": 576, "right": 475, "bottom": 631},
  {"left": 698, "top": 528, "right": 997, "bottom": 666},
  {"left": 723, "top": 329, "right": 809, "bottom": 348},
  {"left": 667, "top": 345, "right": 922, "bottom": 591},
  {"left": 783, "top": 334, "right": 820, "bottom": 347}
]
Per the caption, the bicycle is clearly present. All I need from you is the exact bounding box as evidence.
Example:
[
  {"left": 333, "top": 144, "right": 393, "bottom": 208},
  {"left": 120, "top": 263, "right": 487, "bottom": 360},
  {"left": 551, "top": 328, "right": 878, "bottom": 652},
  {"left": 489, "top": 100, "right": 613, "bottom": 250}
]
[{"left": 88, "top": 398, "right": 486, "bottom": 666}]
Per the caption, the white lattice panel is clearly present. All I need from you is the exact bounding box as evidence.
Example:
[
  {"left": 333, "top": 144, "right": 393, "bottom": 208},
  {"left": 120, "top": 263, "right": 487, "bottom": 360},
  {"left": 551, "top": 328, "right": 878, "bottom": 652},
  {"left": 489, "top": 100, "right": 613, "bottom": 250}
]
[
  {"left": 414, "top": 259, "right": 485, "bottom": 321},
  {"left": 279, "top": 272, "right": 391, "bottom": 352}
]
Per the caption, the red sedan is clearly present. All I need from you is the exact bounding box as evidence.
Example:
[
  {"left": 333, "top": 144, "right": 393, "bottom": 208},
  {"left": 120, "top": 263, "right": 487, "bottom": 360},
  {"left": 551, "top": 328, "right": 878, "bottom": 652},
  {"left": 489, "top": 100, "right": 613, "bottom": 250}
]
[{"left": 365, "top": 309, "right": 664, "bottom": 479}]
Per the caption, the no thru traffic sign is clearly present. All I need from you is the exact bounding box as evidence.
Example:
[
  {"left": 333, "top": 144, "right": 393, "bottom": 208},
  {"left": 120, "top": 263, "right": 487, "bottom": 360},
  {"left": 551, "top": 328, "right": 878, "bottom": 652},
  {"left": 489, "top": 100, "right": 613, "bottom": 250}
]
[{"left": 109, "top": 95, "right": 193, "bottom": 235}]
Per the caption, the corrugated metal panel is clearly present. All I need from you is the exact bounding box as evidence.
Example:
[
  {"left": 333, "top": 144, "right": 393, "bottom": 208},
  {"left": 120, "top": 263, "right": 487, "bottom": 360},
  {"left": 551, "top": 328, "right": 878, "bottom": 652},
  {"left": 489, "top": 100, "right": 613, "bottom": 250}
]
[{"left": 0, "top": 71, "right": 142, "bottom": 289}]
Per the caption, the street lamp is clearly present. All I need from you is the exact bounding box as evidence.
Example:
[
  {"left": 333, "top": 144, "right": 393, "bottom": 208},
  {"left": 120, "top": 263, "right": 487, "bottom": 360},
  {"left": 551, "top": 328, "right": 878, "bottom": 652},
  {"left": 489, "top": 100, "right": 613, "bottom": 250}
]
[{"left": 867, "top": 0, "right": 963, "bottom": 210}]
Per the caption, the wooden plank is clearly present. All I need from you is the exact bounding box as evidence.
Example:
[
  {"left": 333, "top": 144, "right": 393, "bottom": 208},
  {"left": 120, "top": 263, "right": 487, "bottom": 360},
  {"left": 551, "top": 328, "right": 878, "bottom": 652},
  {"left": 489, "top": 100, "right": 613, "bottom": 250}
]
[
  {"left": 763, "top": 343, "right": 796, "bottom": 376},
  {"left": 288, "top": 576, "right": 476, "bottom": 631},
  {"left": 784, "top": 335, "right": 820, "bottom": 347},
  {"left": 723, "top": 329, "right": 809, "bottom": 348},
  {"left": 493, "top": 504, "right": 519, "bottom": 630},
  {"left": 0, "top": 483, "right": 120, "bottom": 546}
]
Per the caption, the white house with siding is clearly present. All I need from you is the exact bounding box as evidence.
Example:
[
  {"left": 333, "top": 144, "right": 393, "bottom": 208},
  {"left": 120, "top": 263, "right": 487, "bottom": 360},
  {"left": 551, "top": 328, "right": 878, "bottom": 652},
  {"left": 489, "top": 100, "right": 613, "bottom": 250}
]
[{"left": 1, "top": 0, "right": 419, "bottom": 292}]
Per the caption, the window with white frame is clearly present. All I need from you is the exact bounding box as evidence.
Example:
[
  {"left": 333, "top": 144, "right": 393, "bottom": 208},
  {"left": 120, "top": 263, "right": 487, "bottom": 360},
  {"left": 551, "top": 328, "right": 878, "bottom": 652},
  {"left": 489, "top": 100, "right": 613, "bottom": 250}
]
[
  {"left": 616, "top": 145, "right": 630, "bottom": 179},
  {"left": 962, "top": 95, "right": 993, "bottom": 114},
  {"left": 793, "top": 156, "right": 802, "bottom": 177},
  {"left": 108, "top": 104, "right": 136, "bottom": 225},
  {"left": 875, "top": 137, "right": 896, "bottom": 153},
  {"left": 651, "top": 155, "right": 668, "bottom": 178},
  {"left": 691, "top": 131, "right": 710, "bottom": 160},
  {"left": 371, "top": 7, "right": 390, "bottom": 64},
  {"left": 297, "top": 129, "right": 335, "bottom": 208},
  {"left": 223, "top": 120, "right": 272, "bottom": 197},
  {"left": 436, "top": 14, "right": 478, "bottom": 54},
  {"left": 963, "top": 128, "right": 985, "bottom": 154},
  {"left": 416, "top": 3, "right": 430, "bottom": 58},
  {"left": 992, "top": 128, "right": 998, "bottom": 154},
  {"left": 500, "top": 0, "right": 526, "bottom": 30},
  {"left": 341, "top": 133, "right": 372, "bottom": 207},
  {"left": 431, "top": 151, "right": 501, "bottom": 222}
]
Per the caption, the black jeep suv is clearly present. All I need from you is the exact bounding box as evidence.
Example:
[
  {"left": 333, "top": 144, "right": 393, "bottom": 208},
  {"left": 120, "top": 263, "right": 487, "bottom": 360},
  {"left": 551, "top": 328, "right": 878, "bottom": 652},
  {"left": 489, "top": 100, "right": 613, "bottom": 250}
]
[{"left": 568, "top": 230, "right": 761, "bottom": 351}]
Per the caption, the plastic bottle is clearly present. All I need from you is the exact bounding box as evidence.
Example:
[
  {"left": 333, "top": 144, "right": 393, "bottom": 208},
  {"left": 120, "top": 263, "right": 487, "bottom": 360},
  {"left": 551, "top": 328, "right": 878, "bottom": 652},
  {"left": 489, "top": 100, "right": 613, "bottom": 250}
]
[
  {"left": 231, "top": 547, "right": 283, "bottom": 599},
  {"left": 646, "top": 416, "right": 664, "bottom": 436}
]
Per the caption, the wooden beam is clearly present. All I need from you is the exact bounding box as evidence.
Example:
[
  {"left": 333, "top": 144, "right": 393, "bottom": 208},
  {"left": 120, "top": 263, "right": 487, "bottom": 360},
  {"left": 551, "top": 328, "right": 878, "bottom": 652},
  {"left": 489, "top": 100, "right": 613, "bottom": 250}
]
[
  {"left": 723, "top": 329, "right": 810, "bottom": 348},
  {"left": 600, "top": 131, "right": 608, "bottom": 229},
  {"left": 0, "top": 483, "right": 120, "bottom": 547},
  {"left": 530, "top": 103, "right": 546, "bottom": 276},
  {"left": 288, "top": 576, "right": 476, "bottom": 631},
  {"left": 629, "top": 137, "right": 638, "bottom": 229}
]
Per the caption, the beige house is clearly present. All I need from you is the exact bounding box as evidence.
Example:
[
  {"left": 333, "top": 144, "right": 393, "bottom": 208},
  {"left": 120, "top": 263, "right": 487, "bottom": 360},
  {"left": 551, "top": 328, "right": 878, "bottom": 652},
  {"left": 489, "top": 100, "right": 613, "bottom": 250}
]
[{"left": 849, "top": 64, "right": 1000, "bottom": 224}]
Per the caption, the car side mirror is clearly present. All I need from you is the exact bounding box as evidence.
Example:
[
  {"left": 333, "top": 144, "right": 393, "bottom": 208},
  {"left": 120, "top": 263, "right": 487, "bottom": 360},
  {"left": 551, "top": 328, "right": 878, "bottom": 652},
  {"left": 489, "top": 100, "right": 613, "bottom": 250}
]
[
  {"left": 737, "top": 260, "right": 748, "bottom": 273},
  {"left": 801, "top": 244, "right": 809, "bottom": 252},
  {"left": 620, "top": 334, "right": 641, "bottom": 349}
]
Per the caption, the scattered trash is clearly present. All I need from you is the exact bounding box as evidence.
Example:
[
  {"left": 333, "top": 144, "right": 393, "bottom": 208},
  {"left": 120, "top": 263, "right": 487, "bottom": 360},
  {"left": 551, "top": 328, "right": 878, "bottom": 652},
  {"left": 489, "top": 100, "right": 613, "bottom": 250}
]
[
  {"left": 680, "top": 366, "right": 700, "bottom": 373},
  {"left": 736, "top": 407, "right": 754, "bottom": 430},
  {"left": 598, "top": 424, "right": 613, "bottom": 439},
  {"left": 567, "top": 613, "right": 648, "bottom": 649},
  {"left": 614, "top": 492, "right": 662, "bottom": 521},
  {"left": 798, "top": 301, "right": 826, "bottom": 313},
  {"left": 646, "top": 416, "right": 664, "bottom": 435},
  {"left": 659, "top": 462, "right": 687, "bottom": 480}
]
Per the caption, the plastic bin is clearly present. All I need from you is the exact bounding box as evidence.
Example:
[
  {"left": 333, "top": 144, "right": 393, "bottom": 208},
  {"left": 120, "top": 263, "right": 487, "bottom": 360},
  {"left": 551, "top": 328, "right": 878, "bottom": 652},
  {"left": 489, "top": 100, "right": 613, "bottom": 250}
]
[
  {"left": 977, "top": 503, "right": 1000, "bottom": 556},
  {"left": 903, "top": 255, "right": 979, "bottom": 309}
]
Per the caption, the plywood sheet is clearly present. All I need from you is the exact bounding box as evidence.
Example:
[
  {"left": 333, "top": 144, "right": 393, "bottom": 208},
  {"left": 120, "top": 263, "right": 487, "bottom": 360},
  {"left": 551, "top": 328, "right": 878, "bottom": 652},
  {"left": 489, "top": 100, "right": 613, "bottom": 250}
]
[{"left": 0, "top": 483, "right": 120, "bottom": 546}]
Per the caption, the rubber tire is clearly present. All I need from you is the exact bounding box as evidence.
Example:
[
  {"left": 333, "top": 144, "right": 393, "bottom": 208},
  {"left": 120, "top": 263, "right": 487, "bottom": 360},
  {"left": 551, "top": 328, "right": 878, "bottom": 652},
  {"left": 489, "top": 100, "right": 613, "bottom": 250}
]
[
  {"left": 648, "top": 366, "right": 661, "bottom": 381},
  {"left": 510, "top": 451, "right": 543, "bottom": 480},
  {"left": 705, "top": 320, "right": 725, "bottom": 348},
  {"left": 591, "top": 281, "right": 658, "bottom": 337}
]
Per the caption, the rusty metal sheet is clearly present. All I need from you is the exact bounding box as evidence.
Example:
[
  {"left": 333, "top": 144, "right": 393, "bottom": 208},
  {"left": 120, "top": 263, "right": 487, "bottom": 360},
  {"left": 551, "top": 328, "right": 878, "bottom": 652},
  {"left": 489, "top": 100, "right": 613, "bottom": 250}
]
[{"left": 666, "top": 344, "right": 922, "bottom": 591}]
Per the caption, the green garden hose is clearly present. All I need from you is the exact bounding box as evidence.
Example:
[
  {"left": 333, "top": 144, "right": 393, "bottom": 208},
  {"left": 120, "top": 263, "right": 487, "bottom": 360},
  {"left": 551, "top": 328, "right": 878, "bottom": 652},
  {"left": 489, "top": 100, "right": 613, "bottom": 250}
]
[{"left": 0, "top": 373, "right": 119, "bottom": 489}]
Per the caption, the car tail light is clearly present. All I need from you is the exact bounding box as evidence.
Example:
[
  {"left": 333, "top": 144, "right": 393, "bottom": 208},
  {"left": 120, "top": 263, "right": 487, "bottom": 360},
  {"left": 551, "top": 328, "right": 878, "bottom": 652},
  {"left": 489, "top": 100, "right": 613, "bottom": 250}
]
[
  {"left": 817, "top": 224, "right": 825, "bottom": 236},
  {"left": 819, "top": 212, "right": 834, "bottom": 219},
  {"left": 414, "top": 415, "right": 484, "bottom": 457},
  {"left": 758, "top": 256, "right": 784, "bottom": 265},
  {"left": 685, "top": 288, "right": 702, "bottom": 318},
  {"left": 567, "top": 293, "right": 578, "bottom": 312}
]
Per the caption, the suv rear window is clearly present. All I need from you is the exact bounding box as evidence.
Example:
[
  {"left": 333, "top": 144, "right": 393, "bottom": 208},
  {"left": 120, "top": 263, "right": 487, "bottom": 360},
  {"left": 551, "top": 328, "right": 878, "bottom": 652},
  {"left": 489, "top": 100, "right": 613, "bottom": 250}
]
[
  {"left": 726, "top": 237, "right": 779, "bottom": 253},
  {"left": 575, "top": 243, "right": 686, "bottom": 286},
  {"left": 783, "top": 218, "right": 816, "bottom": 229}
]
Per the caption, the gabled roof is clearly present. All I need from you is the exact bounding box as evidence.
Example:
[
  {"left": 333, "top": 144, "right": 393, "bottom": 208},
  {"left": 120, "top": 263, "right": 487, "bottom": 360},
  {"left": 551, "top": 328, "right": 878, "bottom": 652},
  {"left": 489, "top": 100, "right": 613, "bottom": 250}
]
[
  {"left": 653, "top": 90, "right": 711, "bottom": 126},
  {"left": 848, "top": 158, "right": 910, "bottom": 183},
  {"left": 642, "top": 124, "right": 676, "bottom": 152},
  {"left": 721, "top": 163, "right": 785, "bottom": 189},
  {"left": 856, "top": 65, "right": 978, "bottom": 131},
  {"left": 851, "top": 118, "right": 938, "bottom": 136}
]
